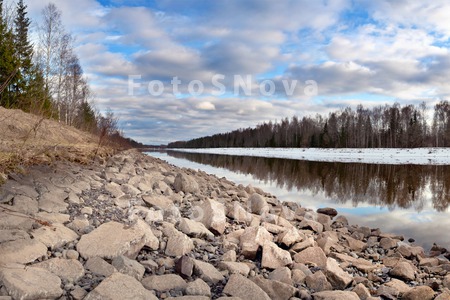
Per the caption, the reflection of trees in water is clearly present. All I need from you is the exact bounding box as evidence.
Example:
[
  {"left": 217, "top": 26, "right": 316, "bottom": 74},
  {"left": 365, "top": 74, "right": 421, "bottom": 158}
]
[{"left": 167, "top": 151, "right": 450, "bottom": 212}]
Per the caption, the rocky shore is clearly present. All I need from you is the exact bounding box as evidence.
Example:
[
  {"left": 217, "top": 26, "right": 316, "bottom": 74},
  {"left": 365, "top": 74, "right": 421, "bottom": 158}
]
[{"left": 0, "top": 149, "right": 449, "bottom": 300}]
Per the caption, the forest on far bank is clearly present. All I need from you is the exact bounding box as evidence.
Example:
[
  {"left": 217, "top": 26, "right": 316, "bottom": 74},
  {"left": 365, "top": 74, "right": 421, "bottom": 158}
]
[{"left": 168, "top": 101, "right": 450, "bottom": 149}]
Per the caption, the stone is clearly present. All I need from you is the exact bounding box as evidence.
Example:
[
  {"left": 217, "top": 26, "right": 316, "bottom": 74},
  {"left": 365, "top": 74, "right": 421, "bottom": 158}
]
[
  {"left": 105, "top": 182, "right": 125, "bottom": 198},
  {"left": 251, "top": 275, "right": 296, "bottom": 300},
  {"left": 38, "top": 190, "right": 69, "bottom": 213},
  {"left": 325, "top": 257, "right": 353, "bottom": 289},
  {"left": 85, "top": 272, "right": 157, "bottom": 300},
  {"left": 35, "top": 212, "right": 70, "bottom": 224},
  {"left": 352, "top": 283, "right": 371, "bottom": 300},
  {"left": 222, "top": 273, "right": 271, "bottom": 300},
  {"left": 444, "top": 274, "right": 450, "bottom": 289},
  {"left": 165, "top": 228, "right": 194, "bottom": 257},
  {"left": 71, "top": 286, "right": 87, "bottom": 300},
  {"left": 0, "top": 239, "right": 47, "bottom": 265},
  {"left": 292, "top": 269, "right": 307, "bottom": 284},
  {"left": 384, "top": 279, "right": 412, "bottom": 296},
  {"left": 228, "top": 201, "right": 252, "bottom": 224},
  {"left": 261, "top": 241, "right": 293, "bottom": 269},
  {"left": 343, "top": 235, "right": 367, "bottom": 252},
  {"left": 175, "top": 255, "right": 194, "bottom": 278},
  {"left": 390, "top": 261, "right": 416, "bottom": 281},
  {"left": 305, "top": 271, "right": 332, "bottom": 292},
  {"left": 277, "top": 227, "right": 303, "bottom": 247},
  {"left": 218, "top": 261, "right": 251, "bottom": 276},
  {"left": 85, "top": 257, "right": 116, "bottom": 277},
  {"left": 239, "top": 226, "right": 272, "bottom": 259},
  {"left": 199, "top": 198, "right": 227, "bottom": 235},
  {"left": 142, "top": 195, "right": 173, "bottom": 210},
  {"left": 80, "top": 206, "right": 93, "bottom": 215},
  {"left": 193, "top": 259, "right": 224, "bottom": 284},
  {"left": 77, "top": 221, "right": 156, "bottom": 259},
  {"left": 33, "top": 258, "right": 85, "bottom": 282},
  {"left": 31, "top": 223, "right": 78, "bottom": 249},
  {"left": 293, "top": 246, "right": 327, "bottom": 268},
  {"left": 65, "top": 249, "right": 79, "bottom": 260},
  {"left": 268, "top": 267, "right": 292, "bottom": 285},
  {"left": 298, "top": 219, "right": 323, "bottom": 233},
  {"left": 166, "top": 297, "right": 209, "bottom": 300},
  {"left": 317, "top": 207, "right": 338, "bottom": 217},
  {"left": 178, "top": 217, "right": 214, "bottom": 238},
  {"left": 173, "top": 173, "right": 199, "bottom": 194},
  {"left": 249, "top": 193, "right": 269, "bottom": 215},
  {"left": 313, "top": 291, "right": 360, "bottom": 300},
  {"left": 0, "top": 209, "right": 34, "bottom": 230},
  {"left": 0, "top": 264, "right": 63, "bottom": 300},
  {"left": 12, "top": 195, "right": 38, "bottom": 215},
  {"left": 0, "top": 229, "right": 29, "bottom": 243},
  {"left": 185, "top": 278, "right": 211, "bottom": 297},
  {"left": 222, "top": 249, "right": 237, "bottom": 262},
  {"left": 402, "top": 286, "right": 435, "bottom": 300},
  {"left": 112, "top": 256, "right": 145, "bottom": 280},
  {"left": 380, "top": 237, "right": 398, "bottom": 250},
  {"left": 67, "top": 217, "right": 90, "bottom": 234},
  {"left": 141, "top": 274, "right": 187, "bottom": 292}
]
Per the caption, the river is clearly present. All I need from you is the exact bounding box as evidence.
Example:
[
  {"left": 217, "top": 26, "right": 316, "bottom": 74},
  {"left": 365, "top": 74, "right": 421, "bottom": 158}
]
[{"left": 146, "top": 150, "right": 450, "bottom": 251}]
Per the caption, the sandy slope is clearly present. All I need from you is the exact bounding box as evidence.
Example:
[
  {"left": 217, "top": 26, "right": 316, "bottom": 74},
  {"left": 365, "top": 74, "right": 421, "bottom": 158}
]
[
  {"left": 0, "top": 107, "right": 111, "bottom": 178},
  {"left": 172, "top": 147, "right": 450, "bottom": 165}
]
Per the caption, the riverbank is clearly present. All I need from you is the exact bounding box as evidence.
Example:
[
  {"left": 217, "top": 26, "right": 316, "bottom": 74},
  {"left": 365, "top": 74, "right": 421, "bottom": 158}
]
[
  {"left": 171, "top": 147, "right": 450, "bottom": 165},
  {"left": 0, "top": 149, "right": 449, "bottom": 299}
]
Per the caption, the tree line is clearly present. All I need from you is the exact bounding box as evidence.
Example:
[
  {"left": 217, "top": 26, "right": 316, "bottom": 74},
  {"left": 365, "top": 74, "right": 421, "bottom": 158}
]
[
  {"left": 168, "top": 101, "right": 450, "bottom": 148},
  {"left": 0, "top": 1, "right": 127, "bottom": 143}
]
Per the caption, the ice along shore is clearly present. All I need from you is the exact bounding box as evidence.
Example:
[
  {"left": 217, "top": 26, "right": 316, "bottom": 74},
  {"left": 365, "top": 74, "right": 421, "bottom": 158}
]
[{"left": 0, "top": 149, "right": 449, "bottom": 299}]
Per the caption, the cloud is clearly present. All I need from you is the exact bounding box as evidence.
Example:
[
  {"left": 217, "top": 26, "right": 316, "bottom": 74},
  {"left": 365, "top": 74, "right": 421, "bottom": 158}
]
[{"left": 196, "top": 101, "right": 216, "bottom": 111}]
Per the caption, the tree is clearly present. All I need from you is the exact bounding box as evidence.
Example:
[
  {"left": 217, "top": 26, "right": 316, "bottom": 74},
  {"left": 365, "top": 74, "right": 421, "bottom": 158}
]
[
  {"left": 0, "top": 0, "right": 18, "bottom": 108},
  {"left": 37, "top": 3, "right": 63, "bottom": 96}
]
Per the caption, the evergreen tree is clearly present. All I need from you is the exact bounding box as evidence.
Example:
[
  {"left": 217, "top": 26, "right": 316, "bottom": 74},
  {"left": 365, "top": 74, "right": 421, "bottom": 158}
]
[
  {"left": 13, "top": 0, "right": 33, "bottom": 97},
  {"left": 0, "top": 0, "right": 19, "bottom": 107}
]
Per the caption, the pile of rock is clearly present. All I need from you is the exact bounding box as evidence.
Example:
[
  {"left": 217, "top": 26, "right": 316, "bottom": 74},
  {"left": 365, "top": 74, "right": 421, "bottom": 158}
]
[{"left": 0, "top": 149, "right": 449, "bottom": 299}]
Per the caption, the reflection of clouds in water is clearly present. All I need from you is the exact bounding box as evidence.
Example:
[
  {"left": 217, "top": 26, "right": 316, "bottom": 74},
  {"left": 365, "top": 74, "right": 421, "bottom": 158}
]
[{"left": 147, "top": 151, "right": 450, "bottom": 250}]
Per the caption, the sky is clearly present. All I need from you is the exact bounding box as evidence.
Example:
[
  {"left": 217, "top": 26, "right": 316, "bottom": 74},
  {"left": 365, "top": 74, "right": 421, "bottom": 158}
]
[{"left": 23, "top": 0, "right": 450, "bottom": 145}]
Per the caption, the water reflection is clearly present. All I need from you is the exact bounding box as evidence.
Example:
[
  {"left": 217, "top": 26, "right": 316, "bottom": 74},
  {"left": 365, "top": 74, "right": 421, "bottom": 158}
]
[{"left": 167, "top": 151, "right": 450, "bottom": 212}]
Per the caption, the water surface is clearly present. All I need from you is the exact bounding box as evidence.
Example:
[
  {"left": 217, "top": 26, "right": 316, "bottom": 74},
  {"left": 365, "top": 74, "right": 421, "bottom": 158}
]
[{"left": 147, "top": 151, "right": 450, "bottom": 250}]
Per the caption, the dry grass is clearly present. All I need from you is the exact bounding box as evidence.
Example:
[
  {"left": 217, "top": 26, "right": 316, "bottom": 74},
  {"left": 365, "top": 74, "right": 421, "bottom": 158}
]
[{"left": 0, "top": 107, "right": 114, "bottom": 181}]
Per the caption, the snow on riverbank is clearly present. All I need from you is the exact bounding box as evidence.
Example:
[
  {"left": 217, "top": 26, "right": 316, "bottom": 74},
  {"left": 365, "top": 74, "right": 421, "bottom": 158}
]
[{"left": 171, "top": 147, "right": 450, "bottom": 165}]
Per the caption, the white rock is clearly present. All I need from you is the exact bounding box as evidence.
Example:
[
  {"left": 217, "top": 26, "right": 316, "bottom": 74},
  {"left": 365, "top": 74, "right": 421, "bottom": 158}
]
[
  {"left": 239, "top": 226, "right": 272, "bottom": 259},
  {"left": 199, "top": 199, "right": 227, "bottom": 235},
  {"left": 0, "top": 239, "right": 47, "bottom": 265},
  {"left": 261, "top": 241, "right": 293, "bottom": 269},
  {"left": 33, "top": 258, "right": 85, "bottom": 282},
  {"left": 32, "top": 223, "right": 78, "bottom": 249}
]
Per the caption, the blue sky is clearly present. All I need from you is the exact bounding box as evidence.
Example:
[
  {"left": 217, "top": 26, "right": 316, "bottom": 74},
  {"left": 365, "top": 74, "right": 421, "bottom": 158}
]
[{"left": 25, "top": 0, "right": 450, "bottom": 144}]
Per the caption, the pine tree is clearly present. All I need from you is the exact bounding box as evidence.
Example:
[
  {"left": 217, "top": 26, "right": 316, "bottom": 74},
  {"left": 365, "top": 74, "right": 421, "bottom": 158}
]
[
  {"left": 13, "top": 0, "right": 33, "bottom": 99},
  {"left": 0, "top": 0, "right": 19, "bottom": 107}
]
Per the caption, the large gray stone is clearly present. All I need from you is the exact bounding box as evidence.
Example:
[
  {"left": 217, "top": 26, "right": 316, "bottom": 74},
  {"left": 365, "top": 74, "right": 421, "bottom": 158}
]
[
  {"left": 313, "top": 290, "right": 360, "bottom": 300},
  {"left": 261, "top": 241, "right": 293, "bottom": 269},
  {"left": 251, "top": 275, "right": 296, "bottom": 300},
  {"left": 222, "top": 273, "right": 271, "bottom": 300},
  {"left": 85, "top": 272, "right": 157, "bottom": 300},
  {"left": 77, "top": 220, "right": 157, "bottom": 259},
  {"left": 325, "top": 257, "right": 353, "bottom": 289},
  {"left": 141, "top": 274, "right": 187, "bottom": 292},
  {"left": 0, "top": 208, "right": 34, "bottom": 230},
  {"left": 38, "top": 191, "right": 68, "bottom": 213},
  {"left": 165, "top": 228, "right": 194, "bottom": 257},
  {"left": 85, "top": 257, "right": 116, "bottom": 277},
  {"left": 33, "top": 258, "right": 85, "bottom": 282},
  {"left": 112, "top": 256, "right": 145, "bottom": 281},
  {"left": 12, "top": 195, "right": 38, "bottom": 215},
  {"left": 293, "top": 246, "right": 327, "bottom": 268},
  {"left": 185, "top": 278, "right": 211, "bottom": 297},
  {"left": 0, "top": 239, "right": 47, "bottom": 265},
  {"left": 0, "top": 229, "right": 29, "bottom": 243},
  {"left": 239, "top": 226, "right": 272, "bottom": 259},
  {"left": 249, "top": 193, "right": 269, "bottom": 215},
  {"left": 0, "top": 264, "right": 63, "bottom": 300},
  {"left": 199, "top": 198, "right": 227, "bottom": 235},
  {"left": 402, "top": 286, "right": 435, "bottom": 300},
  {"left": 194, "top": 259, "right": 224, "bottom": 284},
  {"left": 31, "top": 223, "right": 78, "bottom": 249},
  {"left": 178, "top": 217, "right": 214, "bottom": 238},
  {"left": 390, "top": 261, "right": 416, "bottom": 281},
  {"left": 173, "top": 173, "right": 199, "bottom": 194},
  {"left": 218, "top": 261, "right": 251, "bottom": 276}
]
